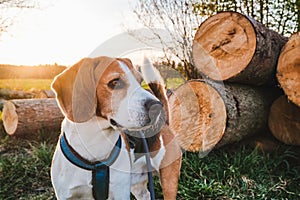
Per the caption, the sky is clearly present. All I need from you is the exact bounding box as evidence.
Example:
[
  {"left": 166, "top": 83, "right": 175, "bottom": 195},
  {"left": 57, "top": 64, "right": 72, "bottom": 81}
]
[{"left": 0, "top": 0, "right": 148, "bottom": 66}]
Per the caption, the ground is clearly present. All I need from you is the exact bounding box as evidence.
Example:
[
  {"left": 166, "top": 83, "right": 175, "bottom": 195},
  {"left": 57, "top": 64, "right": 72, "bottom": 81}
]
[{"left": 0, "top": 129, "right": 299, "bottom": 199}]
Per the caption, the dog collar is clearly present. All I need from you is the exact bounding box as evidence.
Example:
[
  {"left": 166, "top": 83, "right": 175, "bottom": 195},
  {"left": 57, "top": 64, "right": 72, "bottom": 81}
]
[{"left": 60, "top": 133, "right": 121, "bottom": 200}]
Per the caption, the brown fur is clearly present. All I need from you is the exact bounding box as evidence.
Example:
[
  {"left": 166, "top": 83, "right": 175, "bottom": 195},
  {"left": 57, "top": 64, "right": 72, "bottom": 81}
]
[
  {"left": 148, "top": 82, "right": 170, "bottom": 124},
  {"left": 51, "top": 59, "right": 84, "bottom": 121},
  {"left": 160, "top": 126, "right": 182, "bottom": 199},
  {"left": 51, "top": 56, "right": 116, "bottom": 122},
  {"left": 95, "top": 60, "right": 128, "bottom": 119}
]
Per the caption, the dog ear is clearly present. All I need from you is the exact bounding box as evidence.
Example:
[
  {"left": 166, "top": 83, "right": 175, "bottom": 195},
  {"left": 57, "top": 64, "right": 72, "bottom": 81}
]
[
  {"left": 117, "top": 58, "right": 143, "bottom": 83},
  {"left": 51, "top": 56, "right": 115, "bottom": 122},
  {"left": 141, "top": 57, "right": 170, "bottom": 124}
]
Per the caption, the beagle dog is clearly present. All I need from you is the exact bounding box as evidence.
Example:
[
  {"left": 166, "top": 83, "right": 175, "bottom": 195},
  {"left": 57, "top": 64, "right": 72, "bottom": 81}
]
[{"left": 50, "top": 56, "right": 182, "bottom": 199}]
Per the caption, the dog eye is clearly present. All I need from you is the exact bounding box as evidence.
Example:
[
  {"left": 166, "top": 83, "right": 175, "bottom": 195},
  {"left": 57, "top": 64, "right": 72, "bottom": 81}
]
[{"left": 108, "top": 78, "right": 125, "bottom": 89}]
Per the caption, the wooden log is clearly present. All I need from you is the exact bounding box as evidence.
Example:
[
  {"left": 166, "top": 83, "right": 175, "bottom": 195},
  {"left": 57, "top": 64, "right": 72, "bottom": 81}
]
[
  {"left": 0, "top": 88, "right": 35, "bottom": 99},
  {"left": 268, "top": 95, "right": 300, "bottom": 145},
  {"left": 168, "top": 81, "right": 226, "bottom": 152},
  {"left": 2, "top": 98, "right": 64, "bottom": 138},
  {"left": 276, "top": 32, "right": 300, "bottom": 107},
  {"left": 169, "top": 80, "right": 278, "bottom": 152},
  {"left": 192, "top": 11, "right": 288, "bottom": 85},
  {"left": 35, "top": 89, "right": 56, "bottom": 98}
]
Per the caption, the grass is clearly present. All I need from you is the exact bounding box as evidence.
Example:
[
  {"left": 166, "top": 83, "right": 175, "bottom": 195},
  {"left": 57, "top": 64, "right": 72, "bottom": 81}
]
[
  {"left": 165, "top": 78, "right": 186, "bottom": 89},
  {"left": 0, "top": 79, "right": 52, "bottom": 92},
  {"left": 0, "top": 136, "right": 56, "bottom": 199},
  {"left": 141, "top": 78, "right": 186, "bottom": 91},
  {"left": 0, "top": 134, "right": 299, "bottom": 200},
  {"left": 178, "top": 147, "right": 300, "bottom": 199},
  {"left": 0, "top": 78, "right": 299, "bottom": 199}
]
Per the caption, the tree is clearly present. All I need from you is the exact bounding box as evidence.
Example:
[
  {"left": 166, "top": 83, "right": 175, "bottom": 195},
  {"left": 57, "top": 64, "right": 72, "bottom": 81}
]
[
  {"left": 216, "top": 0, "right": 298, "bottom": 36},
  {"left": 131, "top": 0, "right": 299, "bottom": 79},
  {"left": 0, "top": 0, "right": 37, "bottom": 37},
  {"left": 131, "top": 0, "right": 203, "bottom": 79}
]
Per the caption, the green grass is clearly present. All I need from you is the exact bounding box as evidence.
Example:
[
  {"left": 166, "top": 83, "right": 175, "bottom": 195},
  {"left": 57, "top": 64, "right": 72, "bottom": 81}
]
[
  {"left": 0, "top": 135, "right": 299, "bottom": 200},
  {"left": 0, "top": 78, "right": 299, "bottom": 199},
  {"left": 0, "top": 79, "right": 53, "bottom": 92},
  {"left": 166, "top": 78, "right": 186, "bottom": 89},
  {"left": 0, "top": 137, "right": 56, "bottom": 199},
  {"left": 142, "top": 77, "right": 186, "bottom": 91},
  {"left": 178, "top": 147, "right": 300, "bottom": 199}
]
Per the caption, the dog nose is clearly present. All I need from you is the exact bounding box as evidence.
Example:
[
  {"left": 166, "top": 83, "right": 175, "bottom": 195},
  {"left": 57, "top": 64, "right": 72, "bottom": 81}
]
[
  {"left": 145, "top": 99, "right": 162, "bottom": 111},
  {"left": 144, "top": 99, "right": 163, "bottom": 124}
]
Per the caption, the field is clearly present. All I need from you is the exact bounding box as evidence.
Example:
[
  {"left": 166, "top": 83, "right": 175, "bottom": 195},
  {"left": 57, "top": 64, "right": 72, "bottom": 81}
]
[
  {"left": 0, "top": 78, "right": 184, "bottom": 92},
  {"left": 0, "top": 79, "right": 52, "bottom": 91},
  {"left": 0, "top": 79, "right": 300, "bottom": 199}
]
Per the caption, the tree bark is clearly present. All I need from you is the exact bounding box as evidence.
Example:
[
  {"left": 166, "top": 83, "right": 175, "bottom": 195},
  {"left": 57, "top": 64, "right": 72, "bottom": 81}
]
[
  {"left": 214, "top": 82, "right": 278, "bottom": 148},
  {"left": 2, "top": 98, "right": 64, "bottom": 138},
  {"left": 169, "top": 80, "right": 279, "bottom": 152},
  {"left": 276, "top": 32, "right": 300, "bottom": 107},
  {"left": 192, "top": 11, "right": 288, "bottom": 85},
  {"left": 268, "top": 95, "right": 300, "bottom": 145}
]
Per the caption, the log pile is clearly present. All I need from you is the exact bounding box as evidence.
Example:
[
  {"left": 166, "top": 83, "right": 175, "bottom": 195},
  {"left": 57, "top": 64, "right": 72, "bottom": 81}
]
[
  {"left": 169, "top": 11, "right": 300, "bottom": 152},
  {"left": 1, "top": 12, "right": 299, "bottom": 151}
]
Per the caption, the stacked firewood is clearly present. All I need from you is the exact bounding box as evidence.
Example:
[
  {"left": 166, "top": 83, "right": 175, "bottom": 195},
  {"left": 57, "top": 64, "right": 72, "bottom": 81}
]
[
  {"left": 169, "top": 11, "right": 300, "bottom": 152},
  {"left": 1, "top": 12, "right": 299, "bottom": 148}
]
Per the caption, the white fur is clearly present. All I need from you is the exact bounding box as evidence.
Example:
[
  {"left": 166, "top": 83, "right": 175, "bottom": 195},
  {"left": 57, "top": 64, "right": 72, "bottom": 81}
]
[
  {"left": 141, "top": 57, "right": 164, "bottom": 85},
  {"left": 111, "top": 61, "right": 160, "bottom": 130}
]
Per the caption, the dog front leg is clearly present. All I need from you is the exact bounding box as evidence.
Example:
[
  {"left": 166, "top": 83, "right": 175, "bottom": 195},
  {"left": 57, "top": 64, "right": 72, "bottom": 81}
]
[
  {"left": 160, "top": 156, "right": 181, "bottom": 199},
  {"left": 108, "top": 165, "right": 131, "bottom": 200},
  {"left": 131, "top": 179, "right": 150, "bottom": 200},
  {"left": 160, "top": 129, "right": 182, "bottom": 200}
]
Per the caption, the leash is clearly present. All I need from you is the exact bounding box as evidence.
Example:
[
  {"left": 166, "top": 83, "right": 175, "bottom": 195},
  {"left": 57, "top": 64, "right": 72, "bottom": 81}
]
[
  {"left": 124, "top": 129, "right": 157, "bottom": 200},
  {"left": 60, "top": 133, "right": 121, "bottom": 200},
  {"left": 138, "top": 130, "right": 156, "bottom": 200}
]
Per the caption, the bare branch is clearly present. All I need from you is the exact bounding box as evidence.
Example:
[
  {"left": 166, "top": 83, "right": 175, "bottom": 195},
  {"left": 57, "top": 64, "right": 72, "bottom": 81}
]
[
  {"left": 0, "top": 0, "right": 38, "bottom": 37},
  {"left": 129, "top": 0, "right": 204, "bottom": 79}
]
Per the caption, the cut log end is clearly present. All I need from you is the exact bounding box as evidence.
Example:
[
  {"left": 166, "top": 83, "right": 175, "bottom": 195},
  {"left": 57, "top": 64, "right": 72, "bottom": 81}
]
[
  {"left": 268, "top": 95, "right": 300, "bottom": 146},
  {"left": 277, "top": 32, "right": 300, "bottom": 107},
  {"left": 192, "top": 12, "right": 256, "bottom": 81},
  {"left": 193, "top": 11, "right": 287, "bottom": 85},
  {"left": 169, "top": 81, "right": 226, "bottom": 152},
  {"left": 2, "top": 101, "right": 18, "bottom": 135}
]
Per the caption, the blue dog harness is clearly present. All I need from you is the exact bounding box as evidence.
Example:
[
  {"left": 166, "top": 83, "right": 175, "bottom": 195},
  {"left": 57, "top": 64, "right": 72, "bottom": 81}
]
[{"left": 60, "top": 133, "right": 121, "bottom": 200}]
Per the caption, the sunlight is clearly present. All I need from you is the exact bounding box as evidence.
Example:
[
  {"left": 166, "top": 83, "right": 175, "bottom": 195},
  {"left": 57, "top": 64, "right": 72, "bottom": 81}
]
[{"left": 0, "top": 0, "right": 137, "bottom": 66}]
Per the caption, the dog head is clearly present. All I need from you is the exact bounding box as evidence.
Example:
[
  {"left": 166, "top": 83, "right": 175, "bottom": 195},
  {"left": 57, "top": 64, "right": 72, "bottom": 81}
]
[{"left": 51, "top": 56, "right": 164, "bottom": 130}]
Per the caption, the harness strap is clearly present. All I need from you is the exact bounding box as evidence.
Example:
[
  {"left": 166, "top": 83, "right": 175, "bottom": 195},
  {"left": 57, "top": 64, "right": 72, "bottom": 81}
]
[{"left": 60, "top": 133, "right": 121, "bottom": 200}]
